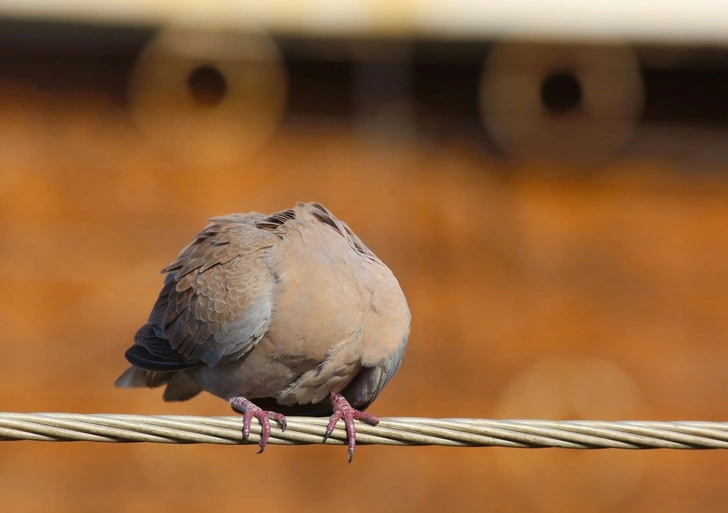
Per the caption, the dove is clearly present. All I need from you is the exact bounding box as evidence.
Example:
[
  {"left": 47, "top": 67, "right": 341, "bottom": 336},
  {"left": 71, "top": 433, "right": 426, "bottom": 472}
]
[{"left": 115, "top": 201, "right": 411, "bottom": 461}]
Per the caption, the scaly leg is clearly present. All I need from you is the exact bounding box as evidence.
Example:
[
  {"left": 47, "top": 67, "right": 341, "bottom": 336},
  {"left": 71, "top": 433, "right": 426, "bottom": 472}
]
[
  {"left": 230, "top": 397, "right": 287, "bottom": 453},
  {"left": 323, "top": 393, "right": 380, "bottom": 463}
]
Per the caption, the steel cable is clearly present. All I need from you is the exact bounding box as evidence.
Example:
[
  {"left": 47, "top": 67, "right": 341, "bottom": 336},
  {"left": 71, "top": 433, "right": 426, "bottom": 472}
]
[{"left": 2, "top": 413, "right": 728, "bottom": 449}]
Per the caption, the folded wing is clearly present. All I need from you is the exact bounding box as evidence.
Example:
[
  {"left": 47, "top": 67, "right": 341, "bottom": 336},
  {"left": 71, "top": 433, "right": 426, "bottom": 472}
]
[{"left": 125, "top": 214, "right": 279, "bottom": 370}]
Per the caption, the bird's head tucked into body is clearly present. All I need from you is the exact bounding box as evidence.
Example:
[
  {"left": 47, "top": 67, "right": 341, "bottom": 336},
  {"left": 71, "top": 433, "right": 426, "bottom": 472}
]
[{"left": 115, "top": 201, "right": 411, "bottom": 460}]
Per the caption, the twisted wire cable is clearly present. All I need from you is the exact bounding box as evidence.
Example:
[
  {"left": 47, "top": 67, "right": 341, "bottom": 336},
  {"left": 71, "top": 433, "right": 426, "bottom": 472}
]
[{"left": 2, "top": 413, "right": 728, "bottom": 449}]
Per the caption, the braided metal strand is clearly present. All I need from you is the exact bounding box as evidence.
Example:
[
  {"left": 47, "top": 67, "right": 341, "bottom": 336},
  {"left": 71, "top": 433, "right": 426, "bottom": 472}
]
[{"left": 2, "top": 413, "right": 728, "bottom": 449}]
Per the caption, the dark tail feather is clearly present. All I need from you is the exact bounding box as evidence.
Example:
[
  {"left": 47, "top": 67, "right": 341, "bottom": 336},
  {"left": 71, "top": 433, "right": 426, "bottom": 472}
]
[{"left": 114, "top": 366, "right": 202, "bottom": 402}]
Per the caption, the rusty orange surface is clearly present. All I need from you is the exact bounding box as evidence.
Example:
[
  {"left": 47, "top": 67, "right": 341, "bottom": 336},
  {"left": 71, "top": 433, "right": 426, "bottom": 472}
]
[{"left": 1, "top": 88, "right": 728, "bottom": 513}]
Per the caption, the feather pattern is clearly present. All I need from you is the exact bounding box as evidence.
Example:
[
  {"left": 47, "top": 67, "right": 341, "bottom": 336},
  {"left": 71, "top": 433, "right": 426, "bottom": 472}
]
[{"left": 116, "top": 202, "right": 411, "bottom": 415}]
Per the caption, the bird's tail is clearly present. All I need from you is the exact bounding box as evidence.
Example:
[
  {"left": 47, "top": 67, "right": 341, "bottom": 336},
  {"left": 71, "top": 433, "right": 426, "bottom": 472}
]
[{"left": 114, "top": 367, "right": 202, "bottom": 402}]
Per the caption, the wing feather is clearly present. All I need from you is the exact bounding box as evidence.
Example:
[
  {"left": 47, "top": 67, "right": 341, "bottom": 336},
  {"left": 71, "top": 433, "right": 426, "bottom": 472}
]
[{"left": 125, "top": 215, "right": 280, "bottom": 370}]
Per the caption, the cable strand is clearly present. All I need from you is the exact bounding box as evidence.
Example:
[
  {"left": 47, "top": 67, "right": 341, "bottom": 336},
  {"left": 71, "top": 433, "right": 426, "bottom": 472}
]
[{"left": 3, "top": 413, "right": 728, "bottom": 449}]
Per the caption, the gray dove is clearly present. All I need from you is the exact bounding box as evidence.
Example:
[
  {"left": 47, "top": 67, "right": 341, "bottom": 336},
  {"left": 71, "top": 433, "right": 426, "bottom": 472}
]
[{"left": 115, "top": 202, "right": 411, "bottom": 461}]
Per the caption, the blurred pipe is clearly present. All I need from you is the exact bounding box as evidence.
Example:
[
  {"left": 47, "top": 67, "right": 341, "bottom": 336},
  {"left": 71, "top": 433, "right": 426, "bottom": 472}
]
[{"left": 5, "top": 1, "right": 728, "bottom": 44}]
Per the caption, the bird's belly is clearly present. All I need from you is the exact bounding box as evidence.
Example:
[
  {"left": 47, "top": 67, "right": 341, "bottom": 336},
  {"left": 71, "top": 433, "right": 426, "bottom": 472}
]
[{"left": 189, "top": 347, "right": 300, "bottom": 401}]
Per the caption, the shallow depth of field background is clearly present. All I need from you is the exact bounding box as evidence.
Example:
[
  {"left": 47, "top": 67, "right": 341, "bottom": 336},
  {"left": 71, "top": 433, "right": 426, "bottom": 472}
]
[{"left": 2, "top": 4, "right": 728, "bottom": 513}]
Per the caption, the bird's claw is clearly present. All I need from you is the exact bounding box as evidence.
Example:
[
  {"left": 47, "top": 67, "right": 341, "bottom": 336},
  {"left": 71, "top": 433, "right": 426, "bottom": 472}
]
[
  {"left": 326, "top": 394, "right": 380, "bottom": 463},
  {"left": 230, "top": 397, "right": 287, "bottom": 454},
  {"left": 323, "top": 409, "right": 343, "bottom": 443}
]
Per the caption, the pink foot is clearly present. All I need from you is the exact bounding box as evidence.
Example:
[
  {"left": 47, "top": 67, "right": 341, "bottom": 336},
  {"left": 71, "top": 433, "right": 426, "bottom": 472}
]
[
  {"left": 230, "top": 397, "right": 287, "bottom": 453},
  {"left": 323, "top": 393, "right": 380, "bottom": 463}
]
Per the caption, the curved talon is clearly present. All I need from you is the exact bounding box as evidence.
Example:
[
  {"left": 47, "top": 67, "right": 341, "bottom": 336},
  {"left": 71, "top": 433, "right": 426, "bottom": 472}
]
[
  {"left": 230, "top": 397, "right": 287, "bottom": 454},
  {"left": 326, "top": 394, "right": 380, "bottom": 463},
  {"left": 275, "top": 413, "right": 288, "bottom": 432},
  {"left": 323, "top": 410, "right": 343, "bottom": 443}
]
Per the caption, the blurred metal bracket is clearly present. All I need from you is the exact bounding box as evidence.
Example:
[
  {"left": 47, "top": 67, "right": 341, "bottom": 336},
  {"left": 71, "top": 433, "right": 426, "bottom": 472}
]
[{"left": 128, "top": 23, "right": 287, "bottom": 167}]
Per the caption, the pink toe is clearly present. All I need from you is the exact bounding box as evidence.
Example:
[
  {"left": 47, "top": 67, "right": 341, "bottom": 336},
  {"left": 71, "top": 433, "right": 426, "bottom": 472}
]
[
  {"left": 229, "top": 397, "right": 287, "bottom": 453},
  {"left": 327, "top": 394, "right": 379, "bottom": 462}
]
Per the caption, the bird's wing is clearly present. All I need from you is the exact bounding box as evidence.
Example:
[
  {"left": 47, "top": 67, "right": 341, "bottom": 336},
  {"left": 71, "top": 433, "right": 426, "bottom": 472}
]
[{"left": 125, "top": 213, "right": 281, "bottom": 370}]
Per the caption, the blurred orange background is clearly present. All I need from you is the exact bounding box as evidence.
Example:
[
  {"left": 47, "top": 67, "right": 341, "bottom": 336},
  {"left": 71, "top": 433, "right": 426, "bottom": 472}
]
[{"left": 2, "top": 12, "right": 728, "bottom": 513}]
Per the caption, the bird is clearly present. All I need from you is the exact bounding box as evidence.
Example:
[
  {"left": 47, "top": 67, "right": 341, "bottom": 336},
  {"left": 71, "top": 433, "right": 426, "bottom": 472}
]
[{"left": 115, "top": 201, "right": 411, "bottom": 461}]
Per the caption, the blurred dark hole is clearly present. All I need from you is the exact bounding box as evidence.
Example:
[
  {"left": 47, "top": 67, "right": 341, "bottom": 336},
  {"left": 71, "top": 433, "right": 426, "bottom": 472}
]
[
  {"left": 540, "top": 71, "right": 583, "bottom": 113},
  {"left": 187, "top": 65, "right": 227, "bottom": 106}
]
